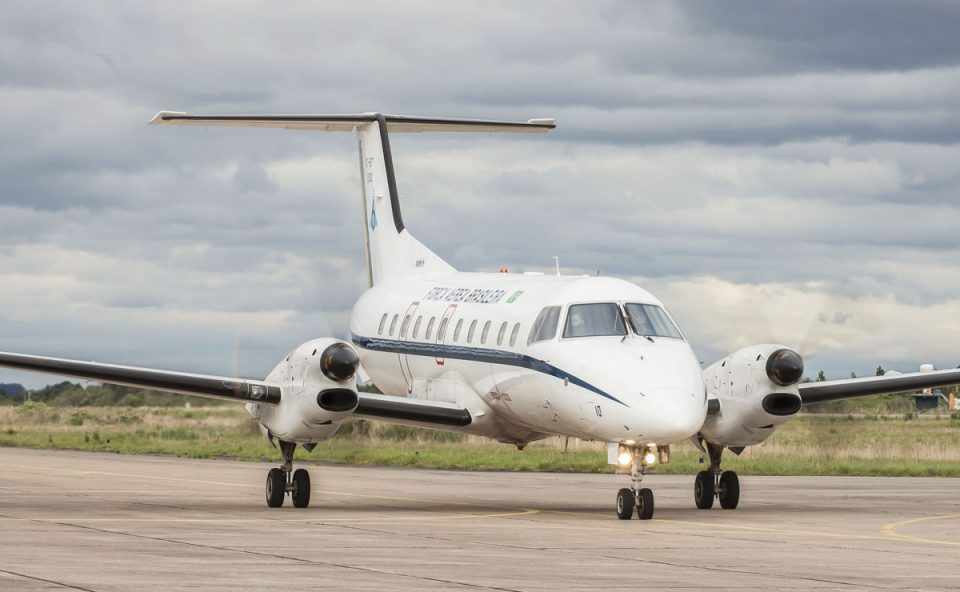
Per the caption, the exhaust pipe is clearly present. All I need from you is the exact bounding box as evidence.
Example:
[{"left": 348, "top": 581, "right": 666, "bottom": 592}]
[
  {"left": 761, "top": 392, "right": 802, "bottom": 416},
  {"left": 316, "top": 388, "right": 359, "bottom": 413}
]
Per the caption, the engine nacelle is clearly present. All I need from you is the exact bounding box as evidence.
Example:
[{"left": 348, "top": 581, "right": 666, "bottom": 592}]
[
  {"left": 700, "top": 344, "right": 804, "bottom": 447},
  {"left": 250, "top": 338, "right": 361, "bottom": 443}
]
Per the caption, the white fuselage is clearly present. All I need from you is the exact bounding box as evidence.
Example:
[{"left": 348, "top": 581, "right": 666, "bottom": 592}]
[{"left": 348, "top": 271, "right": 707, "bottom": 447}]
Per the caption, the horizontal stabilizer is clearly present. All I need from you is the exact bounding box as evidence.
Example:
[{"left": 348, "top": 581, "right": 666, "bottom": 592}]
[{"left": 150, "top": 112, "right": 556, "bottom": 133}]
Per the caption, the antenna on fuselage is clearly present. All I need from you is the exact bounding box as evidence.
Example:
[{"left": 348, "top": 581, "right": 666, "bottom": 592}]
[{"left": 553, "top": 256, "right": 561, "bottom": 277}]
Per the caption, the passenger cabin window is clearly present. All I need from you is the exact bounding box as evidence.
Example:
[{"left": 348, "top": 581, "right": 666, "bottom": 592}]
[
  {"left": 527, "top": 306, "right": 561, "bottom": 345},
  {"left": 437, "top": 318, "right": 449, "bottom": 342},
  {"left": 413, "top": 316, "right": 423, "bottom": 339},
  {"left": 563, "top": 303, "right": 626, "bottom": 338},
  {"left": 378, "top": 313, "right": 388, "bottom": 335},
  {"left": 400, "top": 314, "right": 411, "bottom": 338},
  {"left": 389, "top": 314, "right": 399, "bottom": 336},
  {"left": 496, "top": 321, "right": 508, "bottom": 346},
  {"left": 624, "top": 303, "right": 684, "bottom": 339},
  {"left": 509, "top": 323, "right": 521, "bottom": 347},
  {"left": 425, "top": 317, "right": 436, "bottom": 340},
  {"left": 453, "top": 319, "right": 464, "bottom": 342},
  {"left": 467, "top": 319, "right": 478, "bottom": 343},
  {"left": 481, "top": 321, "right": 492, "bottom": 344}
]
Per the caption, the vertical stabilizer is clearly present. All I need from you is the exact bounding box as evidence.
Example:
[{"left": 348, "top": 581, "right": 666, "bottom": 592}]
[{"left": 355, "top": 117, "right": 454, "bottom": 286}]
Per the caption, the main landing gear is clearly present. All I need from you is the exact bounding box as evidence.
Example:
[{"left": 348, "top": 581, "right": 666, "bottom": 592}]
[
  {"left": 615, "top": 446, "right": 656, "bottom": 520},
  {"left": 694, "top": 442, "right": 739, "bottom": 510},
  {"left": 266, "top": 440, "right": 311, "bottom": 508}
]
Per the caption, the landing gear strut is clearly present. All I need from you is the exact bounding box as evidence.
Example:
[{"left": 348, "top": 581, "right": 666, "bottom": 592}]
[
  {"left": 265, "top": 440, "right": 312, "bottom": 508},
  {"left": 694, "top": 442, "right": 739, "bottom": 510},
  {"left": 615, "top": 448, "right": 655, "bottom": 520}
]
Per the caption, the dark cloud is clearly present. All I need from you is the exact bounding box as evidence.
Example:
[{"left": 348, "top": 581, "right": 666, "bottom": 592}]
[{"left": 684, "top": 0, "right": 960, "bottom": 72}]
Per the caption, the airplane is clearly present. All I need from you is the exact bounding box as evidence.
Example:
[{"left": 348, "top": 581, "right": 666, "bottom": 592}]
[{"left": 3, "top": 111, "right": 960, "bottom": 520}]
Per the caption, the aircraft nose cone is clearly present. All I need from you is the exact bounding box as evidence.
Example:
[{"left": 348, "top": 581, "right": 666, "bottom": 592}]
[{"left": 644, "top": 386, "right": 705, "bottom": 441}]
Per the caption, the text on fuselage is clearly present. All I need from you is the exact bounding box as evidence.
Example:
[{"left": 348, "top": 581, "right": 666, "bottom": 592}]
[{"left": 423, "top": 286, "right": 511, "bottom": 304}]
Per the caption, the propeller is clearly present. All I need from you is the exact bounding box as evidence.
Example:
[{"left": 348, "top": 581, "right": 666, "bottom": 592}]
[{"left": 758, "top": 285, "right": 839, "bottom": 381}]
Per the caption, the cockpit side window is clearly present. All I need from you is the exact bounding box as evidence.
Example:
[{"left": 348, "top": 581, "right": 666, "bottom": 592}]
[
  {"left": 527, "top": 306, "right": 561, "bottom": 345},
  {"left": 624, "top": 303, "right": 683, "bottom": 339},
  {"left": 562, "top": 303, "right": 626, "bottom": 338}
]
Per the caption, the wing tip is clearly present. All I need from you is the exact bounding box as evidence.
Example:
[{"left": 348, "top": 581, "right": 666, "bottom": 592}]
[
  {"left": 527, "top": 117, "right": 557, "bottom": 129},
  {"left": 150, "top": 111, "right": 187, "bottom": 125}
]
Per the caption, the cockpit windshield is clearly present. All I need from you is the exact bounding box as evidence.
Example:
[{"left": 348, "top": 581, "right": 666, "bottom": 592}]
[
  {"left": 563, "top": 303, "right": 627, "bottom": 338},
  {"left": 624, "top": 303, "right": 683, "bottom": 339}
]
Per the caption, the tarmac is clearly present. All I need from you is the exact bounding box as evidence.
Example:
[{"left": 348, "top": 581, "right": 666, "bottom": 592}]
[{"left": 1, "top": 447, "right": 959, "bottom": 591}]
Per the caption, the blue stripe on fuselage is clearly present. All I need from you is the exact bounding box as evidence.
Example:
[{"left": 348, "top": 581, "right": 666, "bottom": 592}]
[{"left": 350, "top": 335, "right": 628, "bottom": 407}]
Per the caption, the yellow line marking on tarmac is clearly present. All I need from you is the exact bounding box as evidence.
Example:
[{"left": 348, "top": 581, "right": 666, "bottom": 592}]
[
  {"left": 880, "top": 513, "right": 960, "bottom": 547},
  {"left": 546, "top": 510, "right": 960, "bottom": 548},
  {"left": 653, "top": 517, "right": 889, "bottom": 541}
]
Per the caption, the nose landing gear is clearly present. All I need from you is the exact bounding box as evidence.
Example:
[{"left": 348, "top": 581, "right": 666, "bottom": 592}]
[
  {"left": 693, "top": 442, "right": 739, "bottom": 510},
  {"left": 615, "top": 447, "right": 656, "bottom": 520},
  {"left": 265, "top": 440, "right": 312, "bottom": 508}
]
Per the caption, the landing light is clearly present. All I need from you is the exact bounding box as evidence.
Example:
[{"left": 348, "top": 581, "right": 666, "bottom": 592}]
[
  {"left": 643, "top": 451, "right": 657, "bottom": 466},
  {"left": 617, "top": 450, "right": 633, "bottom": 466}
]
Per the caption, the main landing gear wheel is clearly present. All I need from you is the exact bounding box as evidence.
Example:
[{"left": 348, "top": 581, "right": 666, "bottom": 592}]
[
  {"left": 616, "top": 488, "right": 635, "bottom": 520},
  {"left": 694, "top": 470, "right": 715, "bottom": 509},
  {"left": 266, "top": 468, "right": 286, "bottom": 508},
  {"left": 718, "top": 470, "right": 740, "bottom": 509},
  {"left": 635, "top": 488, "right": 654, "bottom": 520},
  {"left": 291, "top": 468, "right": 311, "bottom": 508},
  {"left": 265, "top": 440, "right": 312, "bottom": 509},
  {"left": 694, "top": 443, "right": 741, "bottom": 511}
]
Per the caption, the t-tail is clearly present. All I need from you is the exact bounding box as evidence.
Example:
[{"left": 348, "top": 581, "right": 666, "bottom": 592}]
[{"left": 151, "top": 112, "right": 556, "bottom": 285}]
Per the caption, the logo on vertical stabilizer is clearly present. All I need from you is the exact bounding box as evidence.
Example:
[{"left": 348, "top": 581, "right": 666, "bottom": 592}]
[{"left": 370, "top": 201, "right": 378, "bottom": 231}]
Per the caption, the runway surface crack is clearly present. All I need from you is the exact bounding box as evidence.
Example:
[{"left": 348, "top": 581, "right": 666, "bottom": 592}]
[
  {"left": 309, "top": 518, "right": 895, "bottom": 589},
  {"left": 31, "top": 518, "right": 526, "bottom": 592},
  {"left": 0, "top": 567, "right": 101, "bottom": 592}
]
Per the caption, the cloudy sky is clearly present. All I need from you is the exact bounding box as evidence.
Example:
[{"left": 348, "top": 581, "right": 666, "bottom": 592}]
[{"left": 2, "top": 1, "right": 960, "bottom": 387}]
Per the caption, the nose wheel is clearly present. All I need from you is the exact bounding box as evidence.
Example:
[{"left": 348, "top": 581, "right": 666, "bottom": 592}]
[
  {"left": 616, "top": 488, "right": 634, "bottom": 518},
  {"left": 693, "top": 443, "right": 740, "bottom": 510},
  {"left": 615, "top": 451, "right": 656, "bottom": 520},
  {"left": 265, "top": 441, "right": 312, "bottom": 508},
  {"left": 616, "top": 487, "right": 654, "bottom": 520}
]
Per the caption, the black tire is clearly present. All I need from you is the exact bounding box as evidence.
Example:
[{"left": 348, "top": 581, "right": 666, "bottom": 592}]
[
  {"left": 636, "top": 488, "right": 654, "bottom": 520},
  {"left": 291, "top": 468, "right": 311, "bottom": 508},
  {"left": 616, "top": 488, "right": 635, "bottom": 520},
  {"left": 266, "top": 468, "right": 286, "bottom": 508},
  {"left": 718, "top": 470, "right": 740, "bottom": 509},
  {"left": 694, "top": 470, "right": 715, "bottom": 509}
]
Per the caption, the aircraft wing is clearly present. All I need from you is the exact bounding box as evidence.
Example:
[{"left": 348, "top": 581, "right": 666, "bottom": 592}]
[
  {"left": 0, "top": 352, "right": 281, "bottom": 404},
  {"left": 799, "top": 368, "right": 960, "bottom": 405},
  {"left": 0, "top": 351, "right": 471, "bottom": 428}
]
